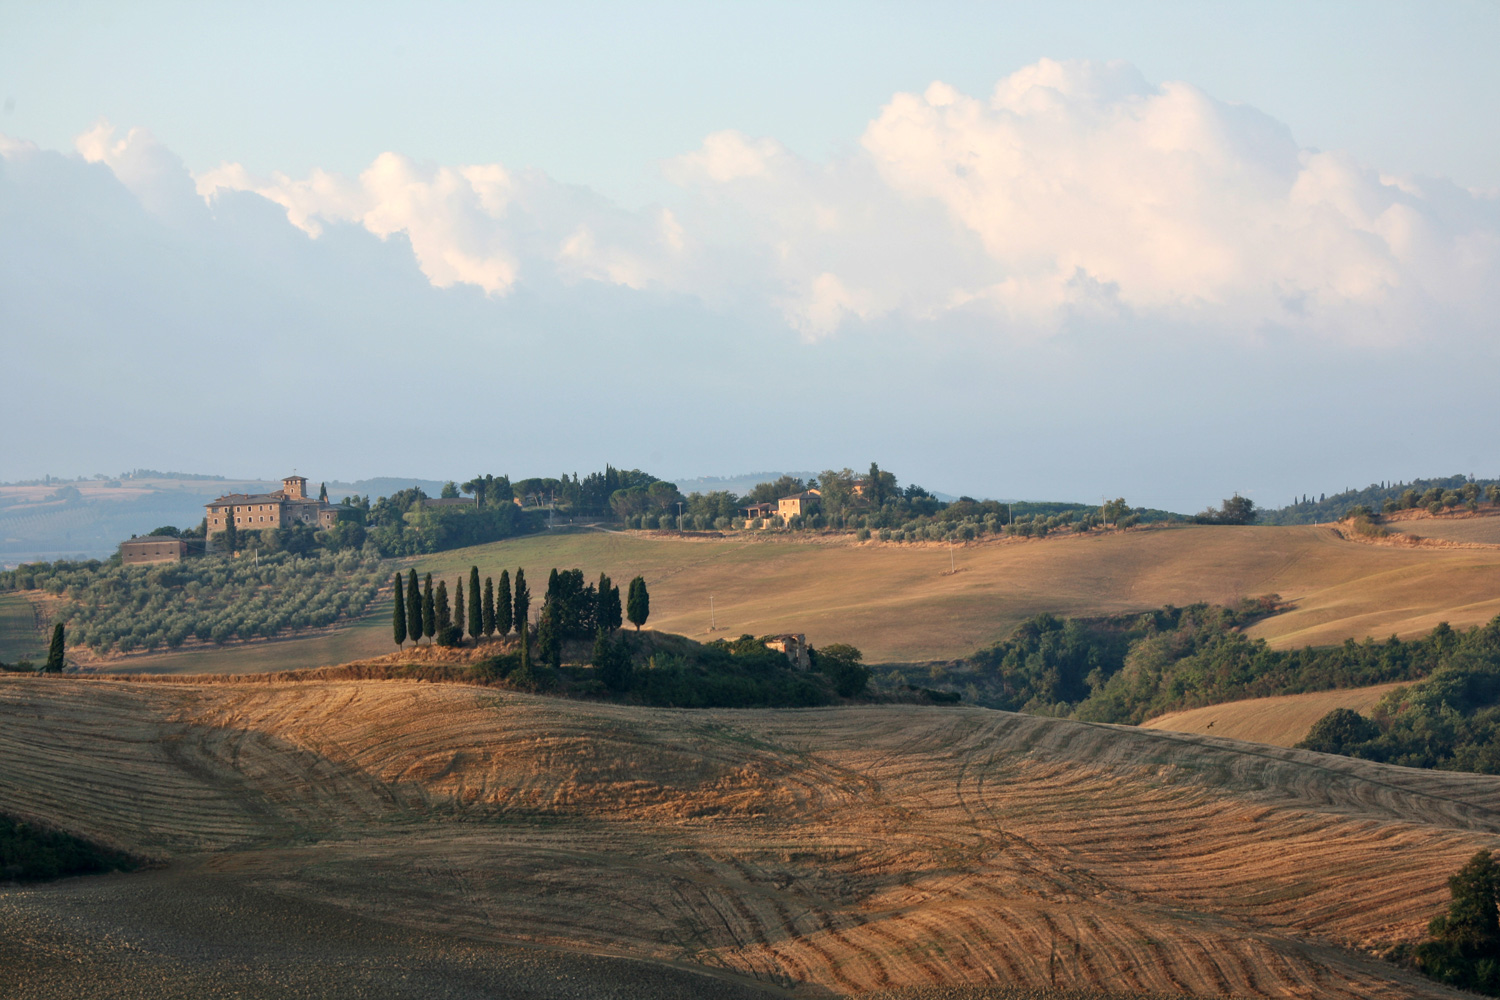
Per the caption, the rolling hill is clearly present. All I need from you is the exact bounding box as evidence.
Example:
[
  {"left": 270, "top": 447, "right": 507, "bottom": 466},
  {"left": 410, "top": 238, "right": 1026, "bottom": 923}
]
[
  {"left": 0, "top": 675, "right": 1491, "bottom": 998},
  {"left": 36, "top": 520, "right": 1500, "bottom": 673}
]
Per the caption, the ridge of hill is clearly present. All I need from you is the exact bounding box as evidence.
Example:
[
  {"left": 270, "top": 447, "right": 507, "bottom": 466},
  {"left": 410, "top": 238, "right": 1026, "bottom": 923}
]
[
  {"left": 1262, "top": 474, "right": 1500, "bottom": 525},
  {"left": 19, "top": 520, "right": 1500, "bottom": 674},
  {"left": 0, "top": 676, "right": 1489, "bottom": 998}
]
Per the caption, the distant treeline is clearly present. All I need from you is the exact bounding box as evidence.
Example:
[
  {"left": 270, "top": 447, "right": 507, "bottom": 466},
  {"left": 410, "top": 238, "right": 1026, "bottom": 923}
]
[
  {"left": 1261, "top": 475, "right": 1500, "bottom": 525},
  {"left": 948, "top": 600, "right": 1491, "bottom": 726}
]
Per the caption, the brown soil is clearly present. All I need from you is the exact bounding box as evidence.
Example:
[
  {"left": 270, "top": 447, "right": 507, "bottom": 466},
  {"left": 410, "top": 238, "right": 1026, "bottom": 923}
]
[{"left": 1, "top": 676, "right": 1490, "bottom": 998}]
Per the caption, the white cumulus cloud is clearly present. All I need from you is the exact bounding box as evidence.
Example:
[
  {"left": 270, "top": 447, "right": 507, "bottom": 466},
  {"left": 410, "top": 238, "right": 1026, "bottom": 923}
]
[{"left": 70, "top": 59, "right": 1500, "bottom": 341}]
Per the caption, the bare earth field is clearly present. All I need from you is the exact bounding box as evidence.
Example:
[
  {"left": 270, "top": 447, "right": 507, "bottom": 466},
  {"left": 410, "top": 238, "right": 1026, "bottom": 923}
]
[
  {"left": 1139, "top": 683, "right": 1407, "bottom": 748},
  {"left": 2, "top": 676, "right": 1494, "bottom": 998}
]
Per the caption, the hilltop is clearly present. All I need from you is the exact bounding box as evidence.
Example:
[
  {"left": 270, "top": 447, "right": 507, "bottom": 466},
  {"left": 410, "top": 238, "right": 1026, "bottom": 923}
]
[{"left": 0, "top": 675, "right": 1489, "bottom": 998}]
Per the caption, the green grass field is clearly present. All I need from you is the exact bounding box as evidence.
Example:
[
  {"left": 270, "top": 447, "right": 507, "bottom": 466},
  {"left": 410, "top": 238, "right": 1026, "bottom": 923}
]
[{"left": 0, "top": 593, "right": 44, "bottom": 663}]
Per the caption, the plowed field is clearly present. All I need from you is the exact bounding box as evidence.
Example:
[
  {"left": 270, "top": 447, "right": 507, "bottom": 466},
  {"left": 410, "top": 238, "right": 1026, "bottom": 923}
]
[{"left": 1, "top": 676, "right": 1491, "bottom": 998}]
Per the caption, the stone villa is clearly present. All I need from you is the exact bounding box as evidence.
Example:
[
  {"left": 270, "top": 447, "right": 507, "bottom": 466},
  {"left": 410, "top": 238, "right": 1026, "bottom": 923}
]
[{"left": 205, "top": 476, "right": 342, "bottom": 540}]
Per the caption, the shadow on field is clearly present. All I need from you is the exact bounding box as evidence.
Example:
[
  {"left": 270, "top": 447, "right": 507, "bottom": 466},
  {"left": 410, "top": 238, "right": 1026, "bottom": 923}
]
[{"left": 0, "top": 862, "right": 793, "bottom": 1000}]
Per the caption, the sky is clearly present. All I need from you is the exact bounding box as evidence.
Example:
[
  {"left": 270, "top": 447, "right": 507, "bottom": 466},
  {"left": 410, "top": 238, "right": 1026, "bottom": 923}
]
[{"left": 3, "top": 1, "right": 1498, "bottom": 512}]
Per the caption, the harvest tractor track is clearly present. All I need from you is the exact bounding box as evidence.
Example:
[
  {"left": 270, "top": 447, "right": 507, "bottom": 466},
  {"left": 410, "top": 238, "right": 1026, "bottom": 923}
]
[{"left": 1, "top": 676, "right": 1492, "bottom": 998}]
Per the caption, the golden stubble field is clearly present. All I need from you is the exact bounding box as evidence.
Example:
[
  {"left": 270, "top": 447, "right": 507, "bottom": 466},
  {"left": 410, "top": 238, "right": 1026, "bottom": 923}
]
[
  {"left": 92, "top": 519, "right": 1500, "bottom": 674},
  {"left": 1, "top": 676, "right": 1493, "bottom": 999},
  {"left": 1140, "top": 683, "right": 1409, "bottom": 747}
]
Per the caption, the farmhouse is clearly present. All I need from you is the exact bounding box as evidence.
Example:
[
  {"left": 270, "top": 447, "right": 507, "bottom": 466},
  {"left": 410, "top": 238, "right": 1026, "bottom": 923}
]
[
  {"left": 119, "top": 537, "right": 188, "bottom": 565},
  {"left": 764, "top": 634, "right": 811, "bottom": 670},
  {"left": 778, "top": 489, "right": 821, "bottom": 520},
  {"left": 205, "top": 476, "right": 342, "bottom": 540}
]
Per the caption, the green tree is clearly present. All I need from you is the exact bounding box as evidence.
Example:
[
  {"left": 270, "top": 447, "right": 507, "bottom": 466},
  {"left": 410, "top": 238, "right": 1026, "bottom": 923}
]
[
  {"left": 1102, "top": 497, "right": 1130, "bottom": 526},
  {"left": 468, "top": 566, "right": 482, "bottom": 641},
  {"left": 517, "top": 615, "right": 532, "bottom": 680},
  {"left": 627, "top": 576, "right": 650, "bottom": 631},
  {"left": 814, "top": 642, "right": 868, "bottom": 697},
  {"left": 596, "top": 573, "right": 614, "bottom": 632},
  {"left": 407, "top": 569, "right": 423, "bottom": 646},
  {"left": 497, "top": 569, "right": 513, "bottom": 635},
  {"left": 452, "top": 579, "right": 464, "bottom": 643},
  {"left": 440, "top": 481, "right": 460, "bottom": 499},
  {"left": 392, "top": 573, "right": 407, "bottom": 649},
  {"left": 43, "top": 623, "right": 65, "bottom": 673},
  {"left": 422, "top": 573, "right": 436, "bottom": 643},
  {"left": 318, "top": 482, "right": 328, "bottom": 502},
  {"left": 536, "top": 604, "right": 561, "bottom": 669},
  {"left": 436, "top": 580, "right": 451, "bottom": 632},
  {"left": 1411, "top": 850, "right": 1500, "bottom": 994},
  {"left": 513, "top": 568, "right": 530, "bottom": 634},
  {"left": 593, "top": 629, "right": 633, "bottom": 692},
  {"left": 482, "top": 576, "right": 496, "bottom": 638},
  {"left": 222, "top": 506, "right": 238, "bottom": 554},
  {"left": 1297, "top": 708, "right": 1380, "bottom": 754}
]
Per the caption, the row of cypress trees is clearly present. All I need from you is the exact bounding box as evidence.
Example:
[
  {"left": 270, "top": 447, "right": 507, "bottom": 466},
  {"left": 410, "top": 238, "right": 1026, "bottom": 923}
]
[{"left": 391, "top": 566, "right": 649, "bottom": 649}]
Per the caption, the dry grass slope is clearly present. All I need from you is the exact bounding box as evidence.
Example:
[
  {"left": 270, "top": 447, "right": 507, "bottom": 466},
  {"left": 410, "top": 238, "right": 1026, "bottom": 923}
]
[
  {"left": 1139, "top": 683, "right": 1408, "bottom": 748},
  {"left": 33, "top": 521, "right": 1500, "bottom": 675},
  {"left": 1, "top": 675, "right": 1493, "bottom": 998}
]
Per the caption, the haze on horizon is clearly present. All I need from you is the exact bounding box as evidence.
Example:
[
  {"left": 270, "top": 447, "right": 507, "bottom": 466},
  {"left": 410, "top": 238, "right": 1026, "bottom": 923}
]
[{"left": 3, "top": 1, "right": 1498, "bottom": 514}]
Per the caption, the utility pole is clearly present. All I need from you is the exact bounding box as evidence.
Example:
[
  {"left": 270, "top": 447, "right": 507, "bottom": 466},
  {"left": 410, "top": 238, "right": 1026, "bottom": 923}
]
[
  {"left": 677, "top": 501, "right": 685, "bottom": 532},
  {"left": 710, "top": 595, "right": 716, "bottom": 631},
  {"left": 948, "top": 539, "right": 956, "bottom": 574}
]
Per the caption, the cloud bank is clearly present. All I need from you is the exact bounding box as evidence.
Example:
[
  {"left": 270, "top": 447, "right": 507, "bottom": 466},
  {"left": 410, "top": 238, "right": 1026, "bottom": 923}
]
[
  {"left": 5, "top": 59, "right": 1499, "bottom": 510},
  {"left": 184, "top": 58, "right": 1499, "bottom": 341}
]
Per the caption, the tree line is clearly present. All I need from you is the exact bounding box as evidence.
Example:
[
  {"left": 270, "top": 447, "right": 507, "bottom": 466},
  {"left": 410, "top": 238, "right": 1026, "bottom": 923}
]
[
  {"left": 392, "top": 566, "right": 650, "bottom": 654},
  {"left": 1297, "top": 619, "right": 1500, "bottom": 773},
  {"left": 1261, "top": 475, "right": 1500, "bottom": 525},
  {"left": 945, "top": 600, "right": 1494, "bottom": 726}
]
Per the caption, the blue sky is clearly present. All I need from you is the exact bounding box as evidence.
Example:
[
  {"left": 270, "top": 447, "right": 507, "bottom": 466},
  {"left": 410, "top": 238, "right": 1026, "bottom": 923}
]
[{"left": 3, "top": 2, "right": 1499, "bottom": 511}]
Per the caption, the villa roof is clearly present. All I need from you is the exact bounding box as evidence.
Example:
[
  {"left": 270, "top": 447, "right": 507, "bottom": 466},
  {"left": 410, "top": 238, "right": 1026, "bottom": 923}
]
[{"left": 207, "top": 491, "right": 287, "bottom": 505}]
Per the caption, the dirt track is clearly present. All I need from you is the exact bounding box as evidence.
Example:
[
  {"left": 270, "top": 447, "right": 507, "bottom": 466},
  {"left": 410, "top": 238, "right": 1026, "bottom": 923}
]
[{"left": 2, "top": 676, "right": 1494, "bottom": 998}]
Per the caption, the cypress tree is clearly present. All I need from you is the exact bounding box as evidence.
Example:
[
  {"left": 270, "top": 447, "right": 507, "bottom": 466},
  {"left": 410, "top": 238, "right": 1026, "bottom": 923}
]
[
  {"left": 223, "top": 505, "right": 238, "bottom": 554},
  {"left": 44, "top": 622, "right": 65, "bottom": 672},
  {"left": 468, "top": 566, "right": 482, "bottom": 641},
  {"left": 608, "top": 584, "right": 622, "bottom": 632},
  {"left": 436, "top": 580, "right": 452, "bottom": 634},
  {"left": 518, "top": 614, "right": 532, "bottom": 678},
  {"left": 513, "top": 568, "right": 530, "bottom": 634},
  {"left": 497, "top": 569, "right": 513, "bottom": 635},
  {"left": 627, "top": 576, "right": 650, "bottom": 631},
  {"left": 482, "top": 577, "right": 496, "bottom": 638},
  {"left": 536, "top": 604, "right": 559, "bottom": 669},
  {"left": 453, "top": 579, "right": 465, "bottom": 643},
  {"left": 407, "top": 568, "right": 423, "bottom": 645},
  {"left": 422, "top": 573, "right": 436, "bottom": 643},
  {"left": 597, "top": 573, "right": 612, "bottom": 632},
  {"left": 393, "top": 573, "right": 407, "bottom": 649},
  {"left": 319, "top": 482, "right": 328, "bottom": 502},
  {"left": 547, "top": 568, "right": 560, "bottom": 605}
]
